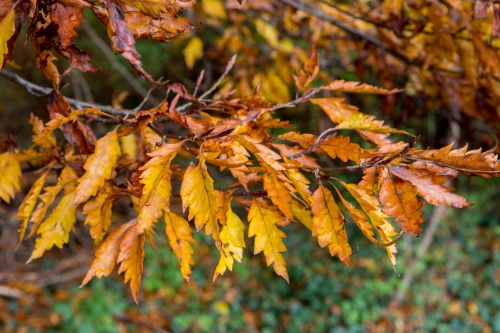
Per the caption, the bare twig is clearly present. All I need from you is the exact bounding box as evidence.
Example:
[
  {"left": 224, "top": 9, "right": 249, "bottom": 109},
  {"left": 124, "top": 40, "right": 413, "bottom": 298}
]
[{"left": 1, "top": 70, "right": 136, "bottom": 116}]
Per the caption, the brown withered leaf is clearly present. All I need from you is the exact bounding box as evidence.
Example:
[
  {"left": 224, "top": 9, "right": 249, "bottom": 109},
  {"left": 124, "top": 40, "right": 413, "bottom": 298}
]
[
  {"left": 124, "top": 10, "right": 194, "bottom": 42},
  {"left": 105, "top": 1, "right": 154, "bottom": 82},
  {"left": 56, "top": 45, "right": 100, "bottom": 72},
  {"left": 116, "top": 0, "right": 196, "bottom": 19},
  {"left": 379, "top": 175, "right": 425, "bottom": 237},
  {"left": 390, "top": 166, "right": 471, "bottom": 208},
  {"left": 50, "top": 2, "right": 84, "bottom": 48},
  {"left": 294, "top": 47, "right": 319, "bottom": 89},
  {"left": 319, "top": 135, "right": 361, "bottom": 163},
  {"left": 47, "top": 93, "right": 96, "bottom": 153},
  {"left": 358, "top": 166, "right": 383, "bottom": 196}
]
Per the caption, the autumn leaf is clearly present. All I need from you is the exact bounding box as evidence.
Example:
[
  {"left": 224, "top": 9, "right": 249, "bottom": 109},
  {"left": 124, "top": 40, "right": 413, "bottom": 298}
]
[
  {"left": 379, "top": 175, "right": 425, "bottom": 237},
  {"left": 248, "top": 200, "right": 289, "bottom": 282},
  {"left": 285, "top": 169, "right": 313, "bottom": 206},
  {"left": 0, "top": 4, "right": 16, "bottom": 70},
  {"left": 50, "top": 2, "right": 84, "bottom": 48},
  {"left": 28, "top": 191, "right": 78, "bottom": 263},
  {"left": 82, "top": 183, "right": 116, "bottom": 246},
  {"left": 73, "top": 129, "right": 121, "bottom": 206},
  {"left": 165, "top": 211, "right": 197, "bottom": 283},
  {"left": 262, "top": 172, "right": 295, "bottom": 220},
  {"left": 311, "top": 184, "right": 352, "bottom": 267},
  {"left": 0, "top": 151, "right": 21, "bottom": 203},
  {"left": 117, "top": 224, "right": 145, "bottom": 304},
  {"left": 294, "top": 47, "right": 319, "bottom": 89},
  {"left": 319, "top": 135, "right": 362, "bottom": 163},
  {"left": 390, "top": 166, "right": 470, "bottom": 208},
  {"left": 118, "top": 0, "right": 196, "bottom": 19},
  {"left": 322, "top": 80, "right": 402, "bottom": 94},
  {"left": 30, "top": 114, "right": 56, "bottom": 149},
  {"left": 180, "top": 156, "right": 222, "bottom": 252},
  {"left": 136, "top": 141, "right": 183, "bottom": 233},
  {"left": 81, "top": 219, "right": 137, "bottom": 286},
  {"left": 214, "top": 202, "right": 245, "bottom": 281},
  {"left": 17, "top": 171, "right": 48, "bottom": 248},
  {"left": 291, "top": 201, "right": 313, "bottom": 231},
  {"left": 183, "top": 36, "right": 203, "bottom": 69}
]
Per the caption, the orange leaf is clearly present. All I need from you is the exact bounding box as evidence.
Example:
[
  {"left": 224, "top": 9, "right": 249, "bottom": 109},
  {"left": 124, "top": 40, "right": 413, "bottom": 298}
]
[
  {"left": 73, "top": 129, "right": 121, "bottom": 206},
  {"left": 390, "top": 166, "right": 470, "bottom": 208},
  {"left": 81, "top": 219, "right": 136, "bottom": 286},
  {"left": 136, "top": 141, "right": 183, "bottom": 233},
  {"left": 322, "top": 80, "right": 402, "bottom": 94},
  {"left": 165, "top": 211, "right": 197, "bottom": 283},
  {"left": 293, "top": 47, "right": 319, "bottom": 89},
  {"left": 379, "top": 175, "right": 425, "bottom": 237},
  {"left": 311, "top": 184, "right": 352, "bottom": 267},
  {"left": 117, "top": 225, "right": 145, "bottom": 304},
  {"left": 248, "top": 200, "right": 289, "bottom": 282},
  {"left": 319, "top": 135, "right": 361, "bottom": 163}
]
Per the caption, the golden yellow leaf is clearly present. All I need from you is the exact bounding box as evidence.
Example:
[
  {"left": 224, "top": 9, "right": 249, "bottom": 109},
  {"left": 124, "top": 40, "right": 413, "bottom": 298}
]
[
  {"left": 180, "top": 157, "right": 222, "bottom": 252},
  {"left": 291, "top": 201, "right": 313, "bottom": 231},
  {"left": 214, "top": 201, "right": 245, "bottom": 281},
  {"left": 248, "top": 200, "right": 289, "bottom": 282},
  {"left": 73, "top": 129, "right": 121, "bottom": 206},
  {"left": 82, "top": 183, "right": 116, "bottom": 246},
  {"left": 117, "top": 224, "right": 145, "bottom": 304},
  {"left": 311, "top": 184, "right": 352, "bottom": 267},
  {"left": 81, "top": 219, "right": 137, "bottom": 286},
  {"left": 28, "top": 191, "right": 77, "bottom": 263},
  {"left": 285, "top": 169, "right": 313, "bottom": 206},
  {"left": 294, "top": 47, "right": 319, "bottom": 89},
  {"left": 17, "top": 171, "right": 48, "bottom": 247},
  {"left": 183, "top": 36, "right": 203, "bottom": 69},
  {"left": 117, "top": 0, "right": 196, "bottom": 19},
  {"left": 165, "top": 211, "right": 197, "bottom": 283},
  {"left": 0, "top": 151, "right": 21, "bottom": 203},
  {"left": 120, "top": 133, "right": 138, "bottom": 159},
  {"left": 136, "top": 141, "right": 183, "bottom": 234},
  {"left": 322, "top": 80, "right": 402, "bottom": 94},
  {"left": 255, "top": 18, "right": 279, "bottom": 47},
  {"left": 203, "top": 0, "right": 226, "bottom": 20},
  {"left": 30, "top": 114, "right": 56, "bottom": 149},
  {"left": 0, "top": 5, "right": 16, "bottom": 70}
]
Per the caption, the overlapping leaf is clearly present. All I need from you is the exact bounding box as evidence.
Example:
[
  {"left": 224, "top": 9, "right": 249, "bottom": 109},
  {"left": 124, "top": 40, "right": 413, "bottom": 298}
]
[
  {"left": 248, "top": 200, "right": 289, "bottom": 282},
  {"left": 0, "top": 151, "right": 21, "bottom": 203},
  {"left": 180, "top": 156, "right": 222, "bottom": 252},
  {"left": 136, "top": 141, "right": 183, "bottom": 233},
  {"left": 165, "top": 211, "right": 197, "bottom": 283},
  {"left": 73, "top": 129, "right": 121, "bottom": 206},
  {"left": 311, "top": 184, "right": 352, "bottom": 266},
  {"left": 117, "top": 224, "right": 145, "bottom": 304}
]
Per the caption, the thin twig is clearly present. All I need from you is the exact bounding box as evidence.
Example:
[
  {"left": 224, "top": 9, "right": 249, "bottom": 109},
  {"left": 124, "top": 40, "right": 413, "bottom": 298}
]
[{"left": 1, "top": 70, "right": 136, "bottom": 116}]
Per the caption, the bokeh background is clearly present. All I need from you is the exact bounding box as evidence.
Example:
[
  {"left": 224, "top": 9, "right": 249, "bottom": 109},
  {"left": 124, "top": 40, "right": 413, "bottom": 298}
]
[{"left": 1, "top": 3, "right": 500, "bottom": 332}]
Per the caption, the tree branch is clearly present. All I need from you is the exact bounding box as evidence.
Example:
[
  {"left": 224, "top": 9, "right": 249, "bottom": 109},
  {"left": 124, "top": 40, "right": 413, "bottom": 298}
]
[{"left": 0, "top": 70, "right": 136, "bottom": 116}]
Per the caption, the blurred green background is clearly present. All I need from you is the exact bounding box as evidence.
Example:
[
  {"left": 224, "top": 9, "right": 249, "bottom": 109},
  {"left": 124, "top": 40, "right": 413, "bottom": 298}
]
[{"left": 1, "top": 8, "right": 500, "bottom": 333}]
